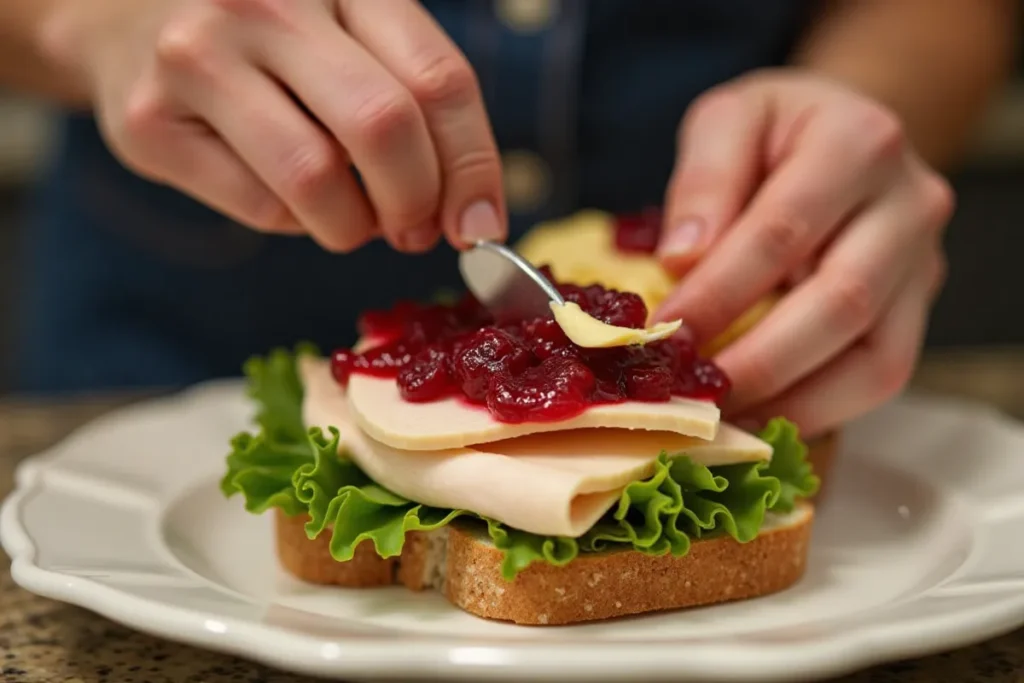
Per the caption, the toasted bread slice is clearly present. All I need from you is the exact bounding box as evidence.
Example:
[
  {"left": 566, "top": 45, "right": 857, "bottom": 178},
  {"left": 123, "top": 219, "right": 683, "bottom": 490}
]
[
  {"left": 274, "top": 501, "right": 814, "bottom": 625},
  {"left": 442, "top": 504, "right": 813, "bottom": 625}
]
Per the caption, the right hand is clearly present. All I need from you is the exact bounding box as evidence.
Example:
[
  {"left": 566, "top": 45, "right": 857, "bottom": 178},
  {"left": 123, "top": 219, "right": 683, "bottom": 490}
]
[{"left": 41, "top": 0, "right": 507, "bottom": 252}]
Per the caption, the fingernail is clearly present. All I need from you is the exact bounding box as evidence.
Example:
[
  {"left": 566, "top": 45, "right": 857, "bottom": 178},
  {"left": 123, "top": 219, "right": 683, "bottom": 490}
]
[
  {"left": 404, "top": 221, "right": 439, "bottom": 250},
  {"left": 459, "top": 200, "right": 503, "bottom": 244},
  {"left": 659, "top": 218, "right": 705, "bottom": 256}
]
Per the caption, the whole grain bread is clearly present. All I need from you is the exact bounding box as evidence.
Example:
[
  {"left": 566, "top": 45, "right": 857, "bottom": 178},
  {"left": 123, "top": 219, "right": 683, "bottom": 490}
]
[
  {"left": 274, "top": 500, "right": 815, "bottom": 625},
  {"left": 443, "top": 504, "right": 813, "bottom": 625}
]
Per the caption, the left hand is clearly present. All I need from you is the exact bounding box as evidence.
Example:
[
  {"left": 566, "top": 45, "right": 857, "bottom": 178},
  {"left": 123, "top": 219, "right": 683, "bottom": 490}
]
[{"left": 653, "top": 70, "right": 954, "bottom": 438}]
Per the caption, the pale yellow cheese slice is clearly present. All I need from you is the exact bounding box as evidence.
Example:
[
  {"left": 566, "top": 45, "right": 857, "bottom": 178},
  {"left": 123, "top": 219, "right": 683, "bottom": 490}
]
[
  {"left": 551, "top": 301, "right": 682, "bottom": 348},
  {"left": 516, "top": 210, "right": 676, "bottom": 314},
  {"left": 300, "top": 357, "right": 770, "bottom": 537},
  {"left": 346, "top": 368, "right": 719, "bottom": 451}
]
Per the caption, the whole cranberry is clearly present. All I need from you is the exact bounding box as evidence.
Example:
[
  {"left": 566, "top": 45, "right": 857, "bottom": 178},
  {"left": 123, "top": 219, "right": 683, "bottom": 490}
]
[
  {"left": 355, "top": 339, "right": 417, "bottom": 375},
  {"left": 649, "top": 339, "right": 697, "bottom": 372},
  {"left": 522, "top": 317, "right": 572, "bottom": 360},
  {"left": 692, "top": 359, "right": 731, "bottom": 403},
  {"left": 625, "top": 363, "right": 673, "bottom": 401},
  {"left": 487, "top": 356, "right": 595, "bottom": 422},
  {"left": 595, "top": 291, "right": 648, "bottom": 329},
  {"left": 397, "top": 346, "right": 453, "bottom": 402},
  {"left": 450, "top": 328, "right": 532, "bottom": 402},
  {"left": 558, "top": 284, "right": 589, "bottom": 309}
]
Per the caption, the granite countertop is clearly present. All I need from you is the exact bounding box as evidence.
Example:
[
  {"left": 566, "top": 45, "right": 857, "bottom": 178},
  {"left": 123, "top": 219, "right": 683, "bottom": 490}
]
[{"left": 3, "top": 351, "right": 1024, "bottom": 682}]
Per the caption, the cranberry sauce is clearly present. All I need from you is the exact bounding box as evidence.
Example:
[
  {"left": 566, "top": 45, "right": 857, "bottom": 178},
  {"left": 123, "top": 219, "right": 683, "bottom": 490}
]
[
  {"left": 614, "top": 207, "right": 663, "bottom": 254},
  {"left": 330, "top": 268, "right": 729, "bottom": 423}
]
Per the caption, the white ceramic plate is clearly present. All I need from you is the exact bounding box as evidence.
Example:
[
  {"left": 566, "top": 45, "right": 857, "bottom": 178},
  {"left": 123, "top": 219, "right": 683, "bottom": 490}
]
[{"left": 4, "top": 381, "right": 1024, "bottom": 682}]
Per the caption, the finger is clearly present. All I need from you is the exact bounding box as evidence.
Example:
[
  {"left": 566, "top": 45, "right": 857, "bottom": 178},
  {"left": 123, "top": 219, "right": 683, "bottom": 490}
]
[
  {"left": 250, "top": 6, "right": 442, "bottom": 251},
  {"left": 729, "top": 251, "right": 940, "bottom": 438},
  {"left": 657, "top": 86, "right": 769, "bottom": 275},
  {"left": 127, "top": 115, "right": 301, "bottom": 235},
  {"left": 715, "top": 173, "right": 936, "bottom": 413},
  {"left": 653, "top": 104, "right": 904, "bottom": 345},
  {"left": 166, "top": 53, "right": 376, "bottom": 253},
  {"left": 339, "top": 0, "right": 506, "bottom": 248}
]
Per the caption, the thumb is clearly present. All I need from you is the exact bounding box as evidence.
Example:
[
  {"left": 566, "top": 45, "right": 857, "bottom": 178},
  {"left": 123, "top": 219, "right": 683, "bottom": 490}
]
[{"left": 658, "top": 86, "right": 770, "bottom": 276}]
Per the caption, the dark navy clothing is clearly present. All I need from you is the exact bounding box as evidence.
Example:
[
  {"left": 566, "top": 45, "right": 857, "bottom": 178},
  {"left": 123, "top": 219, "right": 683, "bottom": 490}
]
[{"left": 13, "top": 0, "right": 814, "bottom": 393}]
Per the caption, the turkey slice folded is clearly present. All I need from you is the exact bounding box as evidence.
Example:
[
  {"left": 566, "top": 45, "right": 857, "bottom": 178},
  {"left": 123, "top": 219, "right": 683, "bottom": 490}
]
[{"left": 299, "top": 357, "right": 771, "bottom": 538}]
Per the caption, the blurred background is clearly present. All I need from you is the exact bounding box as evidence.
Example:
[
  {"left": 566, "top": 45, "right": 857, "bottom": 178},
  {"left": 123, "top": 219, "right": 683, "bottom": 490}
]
[{"left": 0, "top": 48, "right": 1023, "bottom": 396}]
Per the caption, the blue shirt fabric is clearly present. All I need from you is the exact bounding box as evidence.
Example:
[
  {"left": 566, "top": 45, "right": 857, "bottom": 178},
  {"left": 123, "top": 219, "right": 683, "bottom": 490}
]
[{"left": 13, "top": 0, "right": 814, "bottom": 394}]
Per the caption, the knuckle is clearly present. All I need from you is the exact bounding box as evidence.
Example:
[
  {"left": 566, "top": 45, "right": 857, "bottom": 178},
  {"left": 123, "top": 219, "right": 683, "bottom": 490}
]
[
  {"left": 111, "top": 86, "right": 178, "bottom": 182},
  {"left": 155, "top": 14, "right": 221, "bottom": 77},
  {"left": 447, "top": 147, "right": 501, "bottom": 182},
  {"left": 852, "top": 102, "right": 905, "bottom": 160},
  {"left": 115, "top": 87, "right": 173, "bottom": 177},
  {"left": 752, "top": 212, "right": 807, "bottom": 261},
  {"left": 121, "top": 87, "right": 165, "bottom": 141},
  {"left": 825, "top": 274, "right": 877, "bottom": 334},
  {"left": 353, "top": 90, "right": 420, "bottom": 148},
  {"left": 408, "top": 52, "right": 478, "bottom": 106},
  {"left": 278, "top": 143, "right": 342, "bottom": 202}
]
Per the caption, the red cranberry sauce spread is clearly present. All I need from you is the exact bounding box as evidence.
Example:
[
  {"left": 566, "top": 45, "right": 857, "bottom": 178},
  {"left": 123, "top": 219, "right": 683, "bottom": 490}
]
[{"left": 330, "top": 268, "right": 729, "bottom": 423}]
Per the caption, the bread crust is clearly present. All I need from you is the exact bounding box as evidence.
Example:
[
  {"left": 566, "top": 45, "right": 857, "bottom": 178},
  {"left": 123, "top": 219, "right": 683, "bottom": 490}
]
[
  {"left": 274, "top": 503, "right": 814, "bottom": 625},
  {"left": 275, "top": 509, "right": 398, "bottom": 587},
  {"left": 444, "top": 504, "right": 813, "bottom": 625}
]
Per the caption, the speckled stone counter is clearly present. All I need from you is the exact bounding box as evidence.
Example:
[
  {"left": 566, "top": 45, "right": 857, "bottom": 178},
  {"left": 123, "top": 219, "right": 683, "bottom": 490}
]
[{"left": 3, "top": 351, "right": 1024, "bottom": 683}]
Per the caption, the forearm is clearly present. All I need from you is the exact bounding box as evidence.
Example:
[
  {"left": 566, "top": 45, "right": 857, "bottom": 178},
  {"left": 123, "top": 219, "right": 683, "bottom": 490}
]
[
  {"left": 0, "top": 1, "right": 90, "bottom": 106},
  {"left": 794, "top": 0, "right": 1018, "bottom": 170}
]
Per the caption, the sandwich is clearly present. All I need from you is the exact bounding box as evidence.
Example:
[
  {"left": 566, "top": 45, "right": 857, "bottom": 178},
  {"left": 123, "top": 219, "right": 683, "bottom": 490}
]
[{"left": 221, "top": 211, "right": 823, "bottom": 626}]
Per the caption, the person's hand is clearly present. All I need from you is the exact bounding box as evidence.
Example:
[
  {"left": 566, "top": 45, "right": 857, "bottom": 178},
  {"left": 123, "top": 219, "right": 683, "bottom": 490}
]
[
  {"left": 654, "top": 70, "right": 953, "bottom": 438},
  {"left": 41, "top": 0, "right": 506, "bottom": 252}
]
